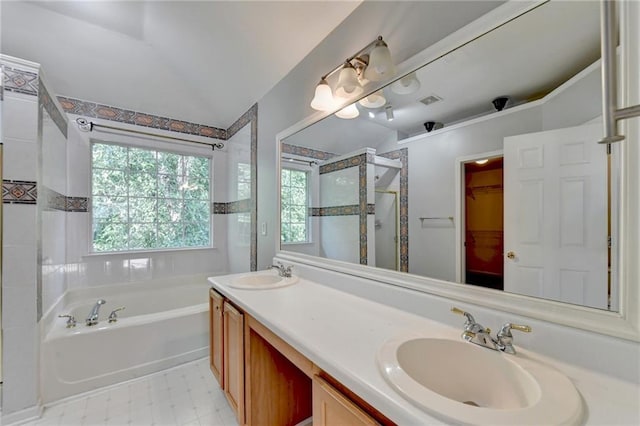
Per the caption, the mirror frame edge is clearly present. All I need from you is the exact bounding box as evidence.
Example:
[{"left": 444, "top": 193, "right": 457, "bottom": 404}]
[{"left": 274, "top": 0, "right": 640, "bottom": 342}]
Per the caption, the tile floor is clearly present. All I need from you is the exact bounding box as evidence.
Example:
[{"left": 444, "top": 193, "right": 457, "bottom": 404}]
[{"left": 21, "top": 358, "right": 238, "bottom": 426}]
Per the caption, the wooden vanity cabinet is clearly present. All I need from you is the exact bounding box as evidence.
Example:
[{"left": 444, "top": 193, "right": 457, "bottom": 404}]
[
  {"left": 208, "top": 289, "right": 393, "bottom": 426},
  {"left": 312, "top": 375, "right": 378, "bottom": 426},
  {"left": 223, "top": 300, "right": 245, "bottom": 425},
  {"left": 208, "top": 289, "right": 224, "bottom": 386}
]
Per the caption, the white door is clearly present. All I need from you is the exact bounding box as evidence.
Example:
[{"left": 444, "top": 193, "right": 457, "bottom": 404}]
[{"left": 504, "top": 123, "right": 608, "bottom": 309}]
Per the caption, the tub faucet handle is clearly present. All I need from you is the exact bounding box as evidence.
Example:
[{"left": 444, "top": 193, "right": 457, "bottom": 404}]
[
  {"left": 58, "top": 314, "right": 77, "bottom": 328},
  {"left": 108, "top": 307, "right": 126, "bottom": 323}
]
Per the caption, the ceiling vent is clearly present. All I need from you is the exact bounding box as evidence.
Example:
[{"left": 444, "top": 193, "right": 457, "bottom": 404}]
[{"left": 420, "top": 94, "right": 442, "bottom": 106}]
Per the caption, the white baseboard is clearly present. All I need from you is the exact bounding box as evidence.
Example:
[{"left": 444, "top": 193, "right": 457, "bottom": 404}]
[{"left": 1, "top": 402, "right": 43, "bottom": 426}]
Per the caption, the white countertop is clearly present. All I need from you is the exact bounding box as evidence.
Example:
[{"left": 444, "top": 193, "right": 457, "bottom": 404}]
[{"left": 208, "top": 273, "right": 640, "bottom": 425}]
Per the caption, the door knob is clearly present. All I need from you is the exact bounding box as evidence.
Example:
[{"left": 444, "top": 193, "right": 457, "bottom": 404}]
[{"left": 506, "top": 251, "right": 516, "bottom": 260}]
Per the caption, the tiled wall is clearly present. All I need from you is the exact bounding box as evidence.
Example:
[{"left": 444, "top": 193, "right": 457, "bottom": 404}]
[{"left": 1, "top": 58, "right": 40, "bottom": 417}]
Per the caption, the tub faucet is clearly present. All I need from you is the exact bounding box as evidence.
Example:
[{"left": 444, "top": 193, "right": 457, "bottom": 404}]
[{"left": 86, "top": 299, "right": 106, "bottom": 326}]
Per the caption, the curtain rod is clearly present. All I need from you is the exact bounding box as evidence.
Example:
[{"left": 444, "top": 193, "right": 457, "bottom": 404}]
[
  {"left": 281, "top": 156, "right": 318, "bottom": 166},
  {"left": 75, "top": 118, "right": 224, "bottom": 151}
]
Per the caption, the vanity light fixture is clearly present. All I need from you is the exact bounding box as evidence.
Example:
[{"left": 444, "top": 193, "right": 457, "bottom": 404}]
[
  {"left": 385, "top": 105, "right": 394, "bottom": 121},
  {"left": 310, "top": 78, "right": 334, "bottom": 111},
  {"left": 475, "top": 159, "right": 489, "bottom": 165},
  {"left": 310, "top": 36, "right": 395, "bottom": 112},
  {"left": 359, "top": 90, "right": 387, "bottom": 108},
  {"left": 391, "top": 72, "right": 421, "bottom": 95},
  {"left": 335, "top": 103, "right": 360, "bottom": 119}
]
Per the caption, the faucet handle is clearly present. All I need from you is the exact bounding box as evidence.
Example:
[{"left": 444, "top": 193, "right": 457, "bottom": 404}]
[
  {"left": 450, "top": 307, "right": 476, "bottom": 325},
  {"left": 497, "top": 322, "right": 532, "bottom": 354},
  {"left": 58, "top": 314, "right": 77, "bottom": 328},
  {"left": 108, "top": 307, "right": 126, "bottom": 323}
]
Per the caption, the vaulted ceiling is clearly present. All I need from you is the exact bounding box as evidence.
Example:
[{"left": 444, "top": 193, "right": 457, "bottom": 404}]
[{"left": 0, "top": 1, "right": 361, "bottom": 128}]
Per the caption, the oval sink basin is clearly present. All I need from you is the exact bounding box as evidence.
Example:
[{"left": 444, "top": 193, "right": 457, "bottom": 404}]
[
  {"left": 228, "top": 271, "right": 297, "bottom": 290},
  {"left": 378, "top": 337, "right": 583, "bottom": 425}
]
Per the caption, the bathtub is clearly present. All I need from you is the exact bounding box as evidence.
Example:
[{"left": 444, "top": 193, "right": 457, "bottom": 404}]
[{"left": 41, "top": 274, "right": 214, "bottom": 403}]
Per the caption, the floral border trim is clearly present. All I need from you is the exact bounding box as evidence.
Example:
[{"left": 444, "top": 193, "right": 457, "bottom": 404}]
[
  {"left": 40, "top": 79, "right": 68, "bottom": 138},
  {"left": 281, "top": 143, "right": 337, "bottom": 161},
  {"left": 309, "top": 204, "right": 375, "bottom": 216},
  {"left": 379, "top": 148, "right": 409, "bottom": 272},
  {"left": 2, "top": 180, "right": 38, "bottom": 204},
  {"left": 3, "top": 66, "right": 38, "bottom": 96},
  {"left": 319, "top": 152, "right": 375, "bottom": 175},
  {"left": 227, "top": 103, "right": 258, "bottom": 140},
  {"left": 56, "top": 96, "right": 227, "bottom": 140},
  {"left": 40, "top": 186, "right": 89, "bottom": 212}
]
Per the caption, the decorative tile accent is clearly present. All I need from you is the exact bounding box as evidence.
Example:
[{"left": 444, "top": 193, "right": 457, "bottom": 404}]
[
  {"left": 227, "top": 199, "right": 252, "bottom": 214},
  {"left": 213, "top": 202, "right": 227, "bottom": 214},
  {"left": 227, "top": 103, "right": 257, "bottom": 139},
  {"left": 56, "top": 96, "right": 227, "bottom": 140},
  {"left": 366, "top": 203, "right": 375, "bottom": 215},
  {"left": 319, "top": 153, "right": 370, "bottom": 175},
  {"left": 249, "top": 104, "right": 258, "bottom": 272},
  {"left": 359, "top": 159, "right": 367, "bottom": 265},
  {"left": 2, "top": 180, "right": 38, "bottom": 204},
  {"left": 66, "top": 196, "right": 89, "bottom": 212},
  {"left": 379, "top": 148, "right": 409, "bottom": 272},
  {"left": 3, "top": 66, "right": 38, "bottom": 96},
  {"left": 40, "top": 186, "right": 89, "bottom": 212},
  {"left": 40, "top": 79, "right": 68, "bottom": 137},
  {"left": 309, "top": 205, "right": 360, "bottom": 216},
  {"left": 281, "top": 143, "right": 336, "bottom": 161}
]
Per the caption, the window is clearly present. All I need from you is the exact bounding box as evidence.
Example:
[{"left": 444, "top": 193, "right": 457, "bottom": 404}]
[
  {"left": 281, "top": 168, "right": 309, "bottom": 243},
  {"left": 91, "top": 142, "right": 211, "bottom": 252}
]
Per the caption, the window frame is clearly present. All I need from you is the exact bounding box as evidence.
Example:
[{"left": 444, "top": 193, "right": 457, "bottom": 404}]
[
  {"left": 88, "top": 138, "right": 214, "bottom": 254},
  {"left": 280, "top": 164, "right": 311, "bottom": 245}
]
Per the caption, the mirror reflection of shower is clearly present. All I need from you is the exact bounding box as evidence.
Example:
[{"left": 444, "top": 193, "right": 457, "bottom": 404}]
[{"left": 374, "top": 163, "right": 400, "bottom": 271}]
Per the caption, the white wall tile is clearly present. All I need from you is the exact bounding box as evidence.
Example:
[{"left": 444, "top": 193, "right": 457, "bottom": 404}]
[
  {"left": 2, "top": 137, "right": 38, "bottom": 181},
  {"left": 320, "top": 215, "right": 359, "bottom": 264},
  {"left": 320, "top": 167, "right": 359, "bottom": 206},
  {"left": 2, "top": 285, "right": 37, "bottom": 327},
  {"left": 2, "top": 93, "right": 38, "bottom": 141},
  {"left": 66, "top": 124, "right": 91, "bottom": 197},
  {"left": 66, "top": 212, "right": 90, "bottom": 262},
  {"left": 2, "top": 244, "right": 37, "bottom": 286},
  {"left": 3, "top": 204, "right": 37, "bottom": 245},
  {"left": 2, "top": 324, "right": 38, "bottom": 412}
]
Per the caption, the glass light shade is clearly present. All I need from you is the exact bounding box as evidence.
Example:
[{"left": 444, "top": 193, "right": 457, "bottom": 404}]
[
  {"left": 310, "top": 78, "right": 335, "bottom": 111},
  {"left": 391, "top": 72, "right": 421, "bottom": 95},
  {"left": 385, "top": 105, "right": 394, "bottom": 121},
  {"left": 335, "top": 63, "right": 364, "bottom": 99},
  {"left": 364, "top": 40, "right": 396, "bottom": 82},
  {"left": 358, "top": 90, "right": 386, "bottom": 108},
  {"left": 335, "top": 103, "right": 360, "bottom": 119}
]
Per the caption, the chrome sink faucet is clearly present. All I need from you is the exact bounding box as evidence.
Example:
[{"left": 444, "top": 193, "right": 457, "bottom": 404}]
[
  {"left": 268, "top": 262, "right": 293, "bottom": 278},
  {"left": 451, "top": 307, "right": 531, "bottom": 354},
  {"left": 86, "top": 299, "right": 106, "bottom": 326}
]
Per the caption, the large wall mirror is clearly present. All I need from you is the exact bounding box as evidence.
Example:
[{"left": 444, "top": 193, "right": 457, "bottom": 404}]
[{"left": 277, "top": 0, "right": 639, "bottom": 339}]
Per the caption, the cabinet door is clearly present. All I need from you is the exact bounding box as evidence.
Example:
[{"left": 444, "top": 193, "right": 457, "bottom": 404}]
[
  {"left": 209, "top": 289, "right": 224, "bottom": 387},
  {"left": 313, "top": 375, "right": 378, "bottom": 426},
  {"left": 223, "top": 301, "right": 245, "bottom": 425}
]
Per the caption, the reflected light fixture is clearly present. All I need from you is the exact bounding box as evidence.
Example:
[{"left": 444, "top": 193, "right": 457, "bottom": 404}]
[
  {"left": 368, "top": 111, "right": 375, "bottom": 119},
  {"left": 391, "top": 72, "right": 421, "bottom": 95},
  {"left": 335, "top": 103, "right": 360, "bottom": 119},
  {"left": 310, "top": 35, "right": 396, "bottom": 113},
  {"left": 385, "top": 105, "right": 394, "bottom": 121},
  {"left": 358, "top": 90, "right": 387, "bottom": 109},
  {"left": 475, "top": 159, "right": 489, "bottom": 165}
]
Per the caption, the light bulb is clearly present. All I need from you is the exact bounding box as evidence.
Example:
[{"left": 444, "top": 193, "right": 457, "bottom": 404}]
[
  {"left": 335, "top": 62, "right": 363, "bottom": 99},
  {"left": 358, "top": 90, "right": 386, "bottom": 108},
  {"left": 335, "top": 103, "right": 360, "bottom": 119},
  {"left": 310, "top": 78, "right": 335, "bottom": 111}
]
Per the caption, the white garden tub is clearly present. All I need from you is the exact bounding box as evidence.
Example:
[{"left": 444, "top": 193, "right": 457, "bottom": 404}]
[{"left": 41, "top": 275, "right": 213, "bottom": 403}]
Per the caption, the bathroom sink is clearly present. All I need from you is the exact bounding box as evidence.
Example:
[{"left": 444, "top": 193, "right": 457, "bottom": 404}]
[
  {"left": 378, "top": 337, "right": 583, "bottom": 425},
  {"left": 228, "top": 271, "right": 297, "bottom": 290}
]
